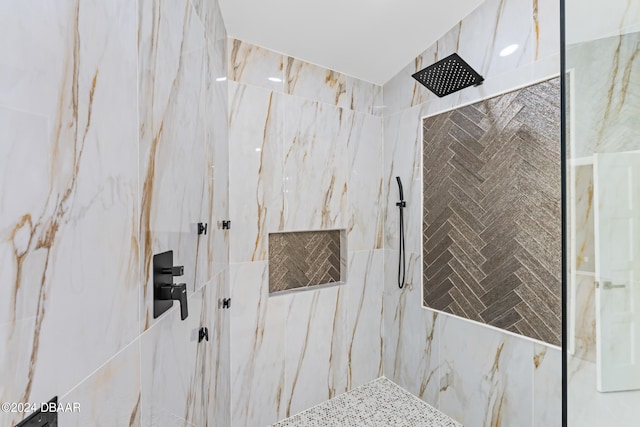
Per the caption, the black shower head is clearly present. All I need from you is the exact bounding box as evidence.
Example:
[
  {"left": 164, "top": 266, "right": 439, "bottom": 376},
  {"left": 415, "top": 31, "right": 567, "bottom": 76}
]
[{"left": 411, "top": 53, "right": 484, "bottom": 98}]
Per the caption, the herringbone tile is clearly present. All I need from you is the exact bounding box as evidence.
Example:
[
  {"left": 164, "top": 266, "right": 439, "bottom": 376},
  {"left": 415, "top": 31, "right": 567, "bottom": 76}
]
[
  {"left": 422, "top": 78, "right": 561, "bottom": 345},
  {"left": 269, "top": 230, "right": 341, "bottom": 293}
]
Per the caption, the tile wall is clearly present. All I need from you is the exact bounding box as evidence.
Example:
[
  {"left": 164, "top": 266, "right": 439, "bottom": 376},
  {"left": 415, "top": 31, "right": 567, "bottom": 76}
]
[
  {"left": 0, "top": 0, "right": 230, "bottom": 425},
  {"left": 382, "top": 0, "right": 563, "bottom": 425},
  {"left": 421, "top": 80, "right": 562, "bottom": 345},
  {"left": 0, "top": 0, "right": 571, "bottom": 425},
  {"left": 227, "top": 39, "right": 385, "bottom": 426}
]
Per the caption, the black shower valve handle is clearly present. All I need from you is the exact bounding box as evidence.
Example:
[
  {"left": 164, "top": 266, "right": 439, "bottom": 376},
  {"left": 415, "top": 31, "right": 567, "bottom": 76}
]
[
  {"left": 161, "top": 265, "right": 184, "bottom": 276},
  {"left": 176, "top": 283, "right": 188, "bottom": 321},
  {"left": 158, "top": 283, "right": 188, "bottom": 320}
]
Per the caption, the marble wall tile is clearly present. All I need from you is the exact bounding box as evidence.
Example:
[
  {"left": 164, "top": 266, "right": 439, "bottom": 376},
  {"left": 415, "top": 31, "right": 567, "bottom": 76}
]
[
  {"left": 228, "top": 38, "right": 285, "bottom": 91},
  {"left": 567, "top": 32, "right": 640, "bottom": 158},
  {"left": 573, "top": 164, "right": 595, "bottom": 272},
  {"left": 383, "top": 250, "right": 441, "bottom": 407},
  {"left": 191, "top": 0, "right": 227, "bottom": 42},
  {"left": 345, "top": 250, "right": 384, "bottom": 389},
  {"left": 572, "top": 273, "right": 596, "bottom": 362},
  {"left": 283, "top": 285, "right": 348, "bottom": 417},
  {"left": 285, "top": 57, "right": 382, "bottom": 114},
  {"left": 533, "top": 344, "right": 562, "bottom": 427},
  {"left": 282, "top": 96, "right": 349, "bottom": 231},
  {"left": 438, "top": 0, "right": 534, "bottom": 80},
  {"left": 438, "top": 314, "right": 534, "bottom": 427},
  {"left": 140, "top": 271, "right": 230, "bottom": 427},
  {"left": 383, "top": 104, "right": 430, "bottom": 254},
  {"left": 347, "top": 113, "right": 384, "bottom": 251},
  {"left": 230, "top": 261, "right": 286, "bottom": 427},
  {"left": 199, "top": 36, "right": 230, "bottom": 285},
  {"left": 566, "top": 0, "right": 640, "bottom": 44},
  {"left": 536, "top": 0, "right": 561, "bottom": 61},
  {"left": 381, "top": 44, "right": 440, "bottom": 115},
  {"left": 59, "top": 341, "right": 141, "bottom": 426},
  {"left": 139, "top": 0, "right": 228, "bottom": 329},
  {"left": 0, "top": 0, "right": 139, "bottom": 422},
  {"left": 227, "top": 40, "right": 384, "bottom": 425},
  {"left": 228, "top": 81, "right": 284, "bottom": 263}
]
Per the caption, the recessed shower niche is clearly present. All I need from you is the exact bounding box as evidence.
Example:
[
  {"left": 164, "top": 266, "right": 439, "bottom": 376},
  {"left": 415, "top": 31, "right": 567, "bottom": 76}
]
[{"left": 268, "top": 230, "right": 347, "bottom": 294}]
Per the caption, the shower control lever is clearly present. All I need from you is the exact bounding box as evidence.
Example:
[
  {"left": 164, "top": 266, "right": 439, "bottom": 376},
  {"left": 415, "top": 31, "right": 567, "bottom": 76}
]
[
  {"left": 153, "top": 250, "right": 189, "bottom": 320},
  {"left": 157, "top": 283, "right": 188, "bottom": 320},
  {"left": 161, "top": 266, "right": 184, "bottom": 276}
]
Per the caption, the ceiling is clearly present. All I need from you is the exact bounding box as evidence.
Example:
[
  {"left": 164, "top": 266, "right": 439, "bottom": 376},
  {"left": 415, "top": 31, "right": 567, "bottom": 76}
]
[{"left": 217, "top": 0, "right": 486, "bottom": 85}]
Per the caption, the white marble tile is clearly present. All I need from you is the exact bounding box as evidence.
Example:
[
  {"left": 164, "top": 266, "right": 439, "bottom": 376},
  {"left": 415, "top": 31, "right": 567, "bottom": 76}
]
[
  {"left": 198, "top": 36, "right": 230, "bottom": 285},
  {"left": 191, "top": 0, "right": 227, "bottom": 42},
  {"left": 0, "top": 0, "right": 139, "bottom": 417},
  {"left": 285, "top": 56, "right": 382, "bottom": 114},
  {"left": 140, "top": 271, "right": 229, "bottom": 427},
  {"left": 535, "top": 0, "right": 561, "bottom": 61},
  {"left": 230, "top": 261, "right": 286, "bottom": 427},
  {"left": 347, "top": 113, "right": 384, "bottom": 251},
  {"left": 566, "top": 0, "right": 640, "bottom": 44},
  {"left": 59, "top": 341, "right": 141, "bottom": 426},
  {"left": 572, "top": 273, "right": 596, "bottom": 362},
  {"left": 345, "top": 250, "right": 384, "bottom": 389},
  {"left": 567, "top": 32, "right": 640, "bottom": 158},
  {"left": 0, "top": 107, "right": 49, "bottom": 325},
  {"left": 228, "top": 38, "right": 284, "bottom": 91},
  {"left": 570, "top": 165, "right": 595, "bottom": 274},
  {"left": 283, "top": 285, "right": 348, "bottom": 418},
  {"left": 533, "top": 344, "right": 562, "bottom": 427},
  {"left": 139, "top": 0, "right": 227, "bottom": 328},
  {"left": 282, "top": 96, "right": 349, "bottom": 231},
  {"left": 437, "top": 314, "right": 534, "bottom": 427},
  {"left": 381, "top": 44, "right": 440, "bottom": 115},
  {"left": 383, "top": 250, "right": 440, "bottom": 407},
  {"left": 532, "top": 53, "right": 561, "bottom": 83},
  {"left": 228, "top": 81, "right": 284, "bottom": 263},
  {"left": 435, "top": 0, "right": 534, "bottom": 83},
  {"left": 572, "top": 164, "right": 595, "bottom": 272},
  {"left": 383, "top": 105, "right": 430, "bottom": 254}
]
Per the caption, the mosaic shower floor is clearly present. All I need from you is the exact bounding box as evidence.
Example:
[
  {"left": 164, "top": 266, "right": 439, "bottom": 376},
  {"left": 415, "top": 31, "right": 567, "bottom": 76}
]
[{"left": 272, "top": 377, "right": 463, "bottom": 427}]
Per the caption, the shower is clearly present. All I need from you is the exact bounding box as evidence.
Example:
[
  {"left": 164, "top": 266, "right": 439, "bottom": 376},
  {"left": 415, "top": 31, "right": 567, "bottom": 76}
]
[{"left": 411, "top": 53, "right": 484, "bottom": 97}]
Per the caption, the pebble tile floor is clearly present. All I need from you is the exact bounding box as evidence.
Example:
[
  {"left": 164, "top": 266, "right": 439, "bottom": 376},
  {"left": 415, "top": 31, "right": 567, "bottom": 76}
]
[{"left": 272, "top": 377, "right": 463, "bottom": 427}]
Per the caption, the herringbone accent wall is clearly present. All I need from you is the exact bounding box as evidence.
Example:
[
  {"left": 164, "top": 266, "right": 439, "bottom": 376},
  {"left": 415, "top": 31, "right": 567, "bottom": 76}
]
[
  {"left": 422, "top": 78, "right": 561, "bottom": 345},
  {"left": 269, "top": 230, "right": 342, "bottom": 293}
]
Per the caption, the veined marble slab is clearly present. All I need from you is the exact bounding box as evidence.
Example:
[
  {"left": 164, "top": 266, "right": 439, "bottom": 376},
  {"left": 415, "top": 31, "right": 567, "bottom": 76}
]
[{"left": 0, "top": 1, "right": 139, "bottom": 424}]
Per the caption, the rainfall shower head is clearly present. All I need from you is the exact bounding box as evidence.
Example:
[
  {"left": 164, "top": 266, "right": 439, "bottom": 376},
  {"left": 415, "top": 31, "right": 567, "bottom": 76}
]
[{"left": 411, "top": 53, "right": 484, "bottom": 98}]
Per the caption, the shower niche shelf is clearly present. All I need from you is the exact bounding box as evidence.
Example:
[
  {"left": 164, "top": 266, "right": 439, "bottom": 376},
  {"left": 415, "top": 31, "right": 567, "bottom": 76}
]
[{"left": 268, "top": 229, "right": 347, "bottom": 295}]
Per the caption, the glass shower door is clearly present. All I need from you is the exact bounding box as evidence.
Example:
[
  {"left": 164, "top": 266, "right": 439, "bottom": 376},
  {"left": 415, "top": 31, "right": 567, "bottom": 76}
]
[{"left": 564, "top": 0, "right": 640, "bottom": 424}]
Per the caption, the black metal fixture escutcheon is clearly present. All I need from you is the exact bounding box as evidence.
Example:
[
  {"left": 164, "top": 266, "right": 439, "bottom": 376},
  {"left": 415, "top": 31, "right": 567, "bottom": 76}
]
[
  {"left": 198, "top": 222, "right": 208, "bottom": 235},
  {"left": 198, "top": 327, "right": 209, "bottom": 342},
  {"left": 153, "top": 251, "right": 188, "bottom": 320}
]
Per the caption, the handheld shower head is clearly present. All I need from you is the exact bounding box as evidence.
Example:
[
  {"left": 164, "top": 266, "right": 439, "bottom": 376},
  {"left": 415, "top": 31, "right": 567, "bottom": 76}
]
[
  {"left": 395, "top": 176, "right": 406, "bottom": 289},
  {"left": 396, "top": 176, "right": 405, "bottom": 201}
]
